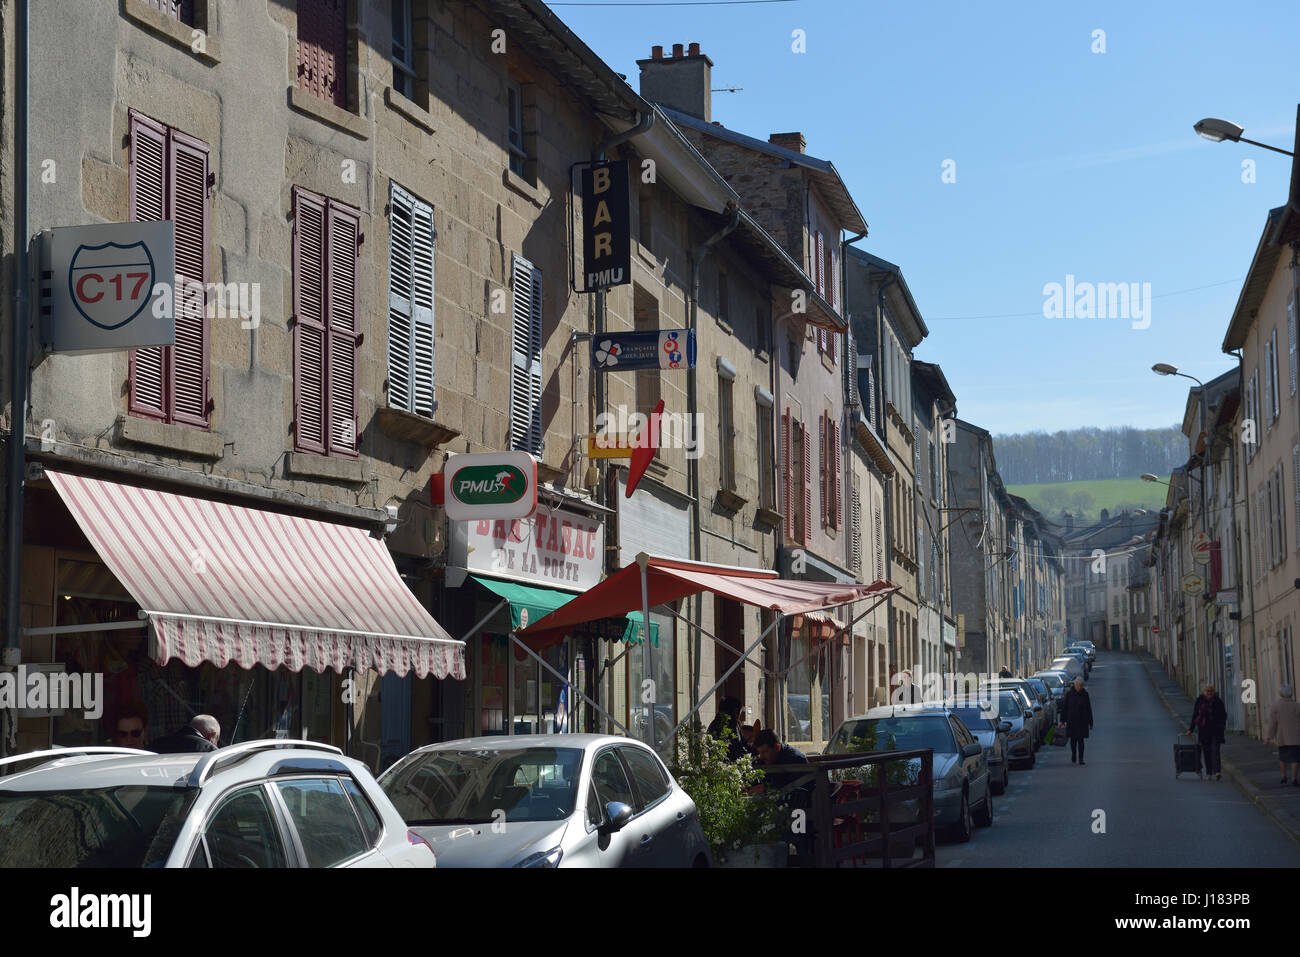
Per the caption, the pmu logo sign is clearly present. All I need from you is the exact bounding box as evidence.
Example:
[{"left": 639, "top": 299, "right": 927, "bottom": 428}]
[
  {"left": 69, "top": 240, "right": 156, "bottom": 329},
  {"left": 575, "top": 160, "right": 630, "bottom": 292},
  {"left": 438, "top": 450, "right": 538, "bottom": 521},
  {"left": 454, "top": 464, "right": 528, "bottom": 505},
  {"left": 42, "top": 220, "right": 175, "bottom": 354}
]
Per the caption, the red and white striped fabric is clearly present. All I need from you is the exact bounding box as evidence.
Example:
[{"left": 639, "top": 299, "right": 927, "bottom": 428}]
[{"left": 46, "top": 470, "right": 465, "bottom": 680}]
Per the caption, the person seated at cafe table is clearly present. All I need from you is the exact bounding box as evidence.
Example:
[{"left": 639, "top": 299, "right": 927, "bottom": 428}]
[{"left": 749, "top": 730, "right": 811, "bottom": 808}]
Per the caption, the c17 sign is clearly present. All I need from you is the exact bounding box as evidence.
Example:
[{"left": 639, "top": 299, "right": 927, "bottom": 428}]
[
  {"left": 435, "top": 451, "right": 538, "bottom": 521},
  {"left": 41, "top": 220, "right": 176, "bottom": 354}
]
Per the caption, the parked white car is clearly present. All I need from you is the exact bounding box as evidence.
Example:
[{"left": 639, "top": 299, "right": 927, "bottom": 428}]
[
  {"left": 0, "top": 741, "right": 435, "bottom": 868},
  {"left": 378, "top": 734, "right": 711, "bottom": 867}
]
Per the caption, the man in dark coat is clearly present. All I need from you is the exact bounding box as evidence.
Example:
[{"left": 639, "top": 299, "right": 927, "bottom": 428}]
[
  {"left": 1190, "top": 685, "right": 1228, "bottom": 780},
  {"left": 1060, "top": 677, "right": 1094, "bottom": 765},
  {"left": 706, "top": 696, "right": 752, "bottom": 762},
  {"left": 152, "top": 714, "right": 220, "bottom": 753}
]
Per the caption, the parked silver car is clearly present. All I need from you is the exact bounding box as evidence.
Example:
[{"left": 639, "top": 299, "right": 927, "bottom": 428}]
[
  {"left": 1051, "top": 655, "right": 1085, "bottom": 682},
  {"left": 378, "top": 734, "right": 710, "bottom": 867},
  {"left": 0, "top": 741, "right": 435, "bottom": 868},
  {"left": 948, "top": 702, "right": 1011, "bottom": 795},
  {"left": 825, "top": 704, "right": 993, "bottom": 842},
  {"left": 985, "top": 680, "right": 1046, "bottom": 747}
]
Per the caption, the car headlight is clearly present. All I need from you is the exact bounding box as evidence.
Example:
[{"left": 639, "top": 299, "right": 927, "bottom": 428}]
[
  {"left": 514, "top": 846, "right": 564, "bottom": 868},
  {"left": 934, "top": 773, "right": 964, "bottom": 792}
]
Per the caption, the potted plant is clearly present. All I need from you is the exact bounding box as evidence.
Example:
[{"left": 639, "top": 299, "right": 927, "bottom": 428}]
[{"left": 668, "top": 725, "right": 787, "bottom": 867}]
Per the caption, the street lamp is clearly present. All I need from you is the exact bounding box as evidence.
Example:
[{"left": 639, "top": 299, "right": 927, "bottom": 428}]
[
  {"left": 1193, "top": 117, "right": 1295, "bottom": 156},
  {"left": 1140, "top": 473, "right": 1164, "bottom": 484}
]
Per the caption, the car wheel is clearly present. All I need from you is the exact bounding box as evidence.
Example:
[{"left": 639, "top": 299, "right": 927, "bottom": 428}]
[
  {"left": 692, "top": 854, "right": 709, "bottom": 868},
  {"left": 951, "top": 792, "right": 972, "bottom": 842},
  {"left": 974, "top": 786, "right": 994, "bottom": 828}
]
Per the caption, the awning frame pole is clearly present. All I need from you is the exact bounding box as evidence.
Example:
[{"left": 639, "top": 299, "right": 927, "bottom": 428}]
[
  {"left": 661, "top": 613, "right": 783, "bottom": 748},
  {"left": 457, "top": 599, "right": 509, "bottom": 646},
  {"left": 663, "top": 606, "right": 777, "bottom": 677},
  {"left": 22, "top": 619, "right": 148, "bottom": 637},
  {"left": 637, "top": 553, "right": 653, "bottom": 748},
  {"left": 508, "top": 633, "right": 632, "bottom": 737}
]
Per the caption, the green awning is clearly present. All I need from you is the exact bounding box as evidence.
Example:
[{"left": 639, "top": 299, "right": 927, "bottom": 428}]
[{"left": 472, "top": 576, "right": 658, "bottom": 645}]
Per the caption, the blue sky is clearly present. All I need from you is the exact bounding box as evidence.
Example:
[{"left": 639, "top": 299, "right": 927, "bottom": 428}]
[{"left": 548, "top": 0, "right": 1299, "bottom": 436}]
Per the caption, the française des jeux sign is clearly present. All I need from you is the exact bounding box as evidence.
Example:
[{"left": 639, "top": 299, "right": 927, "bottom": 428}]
[
  {"left": 43, "top": 220, "right": 175, "bottom": 354},
  {"left": 577, "top": 160, "right": 630, "bottom": 292}
]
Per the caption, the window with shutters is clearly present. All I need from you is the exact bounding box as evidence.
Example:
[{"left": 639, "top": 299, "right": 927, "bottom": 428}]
[
  {"left": 918, "top": 528, "right": 926, "bottom": 599},
  {"left": 831, "top": 418, "right": 842, "bottom": 530},
  {"left": 509, "top": 254, "right": 544, "bottom": 455},
  {"left": 1269, "top": 329, "right": 1281, "bottom": 424},
  {"left": 1277, "top": 464, "right": 1287, "bottom": 565},
  {"left": 292, "top": 186, "right": 361, "bottom": 458},
  {"left": 1290, "top": 296, "right": 1298, "bottom": 398},
  {"left": 127, "top": 111, "right": 210, "bottom": 429},
  {"left": 718, "top": 376, "right": 736, "bottom": 491},
  {"left": 851, "top": 478, "right": 862, "bottom": 575},
  {"left": 757, "top": 401, "right": 775, "bottom": 510},
  {"left": 387, "top": 181, "right": 436, "bottom": 418},
  {"left": 796, "top": 420, "right": 811, "bottom": 545},
  {"left": 783, "top": 409, "right": 794, "bottom": 541},
  {"left": 297, "top": 0, "right": 350, "bottom": 110},
  {"left": 1294, "top": 446, "right": 1300, "bottom": 550},
  {"left": 507, "top": 79, "right": 526, "bottom": 178},
  {"left": 873, "top": 502, "right": 884, "bottom": 582},
  {"left": 819, "top": 413, "right": 828, "bottom": 529}
]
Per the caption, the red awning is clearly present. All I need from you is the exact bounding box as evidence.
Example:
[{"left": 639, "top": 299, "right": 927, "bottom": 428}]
[{"left": 518, "top": 555, "right": 896, "bottom": 649}]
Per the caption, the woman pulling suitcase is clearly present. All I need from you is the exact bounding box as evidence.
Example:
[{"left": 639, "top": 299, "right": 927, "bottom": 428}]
[{"left": 1189, "top": 684, "right": 1227, "bottom": 781}]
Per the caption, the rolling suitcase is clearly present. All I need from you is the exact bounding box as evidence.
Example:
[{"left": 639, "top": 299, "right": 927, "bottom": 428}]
[{"left": 1174, "top": 734, "right": 1201, "bottom": 778}]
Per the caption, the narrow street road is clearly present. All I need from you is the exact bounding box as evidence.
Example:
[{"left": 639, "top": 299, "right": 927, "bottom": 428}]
[{"left": 935, "top": 652, "right": 1300, "bottom": 867}]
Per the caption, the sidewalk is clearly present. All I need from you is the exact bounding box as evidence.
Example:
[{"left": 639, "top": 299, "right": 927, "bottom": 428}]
[{"left": 1136, "top": 651, "right": 1300, "bottom": 844}]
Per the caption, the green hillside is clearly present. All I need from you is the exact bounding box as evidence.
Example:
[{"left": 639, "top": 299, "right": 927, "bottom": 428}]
[{"left": 1006, "top": 476, "right": 1169, "bottom": 523}]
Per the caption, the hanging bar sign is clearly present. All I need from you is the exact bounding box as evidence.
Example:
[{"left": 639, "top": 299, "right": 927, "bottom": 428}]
[
  {"left": 577, "top": 160, "right": 630, "bottom": 292},
  {"left": 592, "top": 329, "right": 695, "bottom": 372}
]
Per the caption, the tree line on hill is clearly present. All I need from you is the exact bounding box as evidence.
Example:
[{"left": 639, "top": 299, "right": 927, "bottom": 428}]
[{"left": 992, "top": 426, "right": 1186, "bottom": 485}]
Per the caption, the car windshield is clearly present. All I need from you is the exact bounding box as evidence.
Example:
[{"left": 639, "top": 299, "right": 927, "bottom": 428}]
[
  {"left": 950, "top": 707, "right": 995, "bottom": 731},
  {"left": 1024, "top": 680, "right": 1048, "bottom": 695},
  {"left": 381, "top": 746, "right": 583, "bottom": 825},
  {"left": 0, "top": 786, "right": 196, "bottom": 867},
  {"left": 1036, "top": 674, "right": 1065, "bottom": 689},
  {"left": 994, "top": 694, "right": 1025, "bottom": 719},
  {"left": 826, "top": 717, "right": 956, "bottom": 755}
]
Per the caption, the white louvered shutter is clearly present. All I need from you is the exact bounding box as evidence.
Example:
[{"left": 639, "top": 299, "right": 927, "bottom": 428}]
[
  {"left": 510, "top": 254, "right": 543, "bottom": 454},
  {"left": 1293, "top": 446, "right": 1299, "bottom": 550},
  {"left": 1289, "top": 296, "right": 1297, "bottom": 397}
]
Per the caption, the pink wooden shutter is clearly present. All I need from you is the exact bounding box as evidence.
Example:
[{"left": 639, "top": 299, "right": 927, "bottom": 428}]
[
  {"left": 801, "top": 420, "right": 813, "bottom": 545},
  {"left": 293, "top": 187, "right": 328, "bottom": 454},
  {"left": 326, "top": 199, "right": 361, "bottom": 456},
  {"left": 783, "top": 409, "right": 792, "bottom": 540},
  {"left": 168, "top": 129, "right": 210, "bottom": 427},
  {"left": 833, "top": 420, "right": 842, "bottom": 530},
  {"left": 298, "top": 0, "right": 348, "bottom": 108},
  {"left": 128, "top": 112, "right": 168, "bottom": 421},
  {"left": 819, "top": 412, "right": 828, "bottom": 528}
]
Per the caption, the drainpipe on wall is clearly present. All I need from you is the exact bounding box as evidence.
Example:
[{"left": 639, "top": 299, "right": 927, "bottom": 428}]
[
  {"left": 688, "top": 201, "right": 739, "bottom": 721},
  {"left": 876, "top": 274, "right": 897, "bottom": 679},
  {"left": 5, "top": 0, "right": 30, "bottom": 680}
]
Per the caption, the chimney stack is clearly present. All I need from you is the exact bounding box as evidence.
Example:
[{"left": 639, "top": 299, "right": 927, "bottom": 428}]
[
  {"left": 769, "top": 132, "right": 806, "bottom": 154},
  {"left": 637, "top": 42, "right": 714, "bottom": 122}
]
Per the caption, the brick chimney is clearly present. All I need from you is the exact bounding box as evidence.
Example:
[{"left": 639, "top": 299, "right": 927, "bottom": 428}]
[
  {"left": 637, "top": 42, "right": 713, "bottom": 122},
  {"left": 769, "top": 132, "right": 806, "bottom": 154}
]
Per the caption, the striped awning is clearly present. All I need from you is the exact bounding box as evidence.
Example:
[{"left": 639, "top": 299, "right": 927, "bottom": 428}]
[{"left": 46, "top": 470, "right": 465, "bottom": 680}]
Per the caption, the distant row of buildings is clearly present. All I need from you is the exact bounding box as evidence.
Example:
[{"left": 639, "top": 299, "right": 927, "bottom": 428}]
[{"left": 1, "top": 0, "right": 1069, "bottom": 761}]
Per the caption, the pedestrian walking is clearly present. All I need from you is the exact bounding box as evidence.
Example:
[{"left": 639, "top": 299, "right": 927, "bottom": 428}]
[
  {"left": 1265, "top": 685, "right": 1300, "bottom": 787},
  {"left": 1189, "top": 684, "right": 1227, "bottom": 781},
  {"left": 152, "top": 714, "right": 221, "bottom": 753},
  {"left": 892, "top": 670, "right": 922, "bottom": 703},
  {"left": 1060, "top": 677, "right": 1094, "bottom": 765}
]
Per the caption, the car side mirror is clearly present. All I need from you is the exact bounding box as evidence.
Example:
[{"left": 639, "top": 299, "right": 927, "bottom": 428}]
[
  {"left": 1024, "top": 711, "right": 1033, "bottom": 720},
  {"left": 998, "top": 722, "right": 1012, "bottom": 733},
  {"left": 602, "top": 802, "right": 633, "bottom": 833},
  {"left": 961, "top": 743, "right": 982, "bottom": 758}
]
